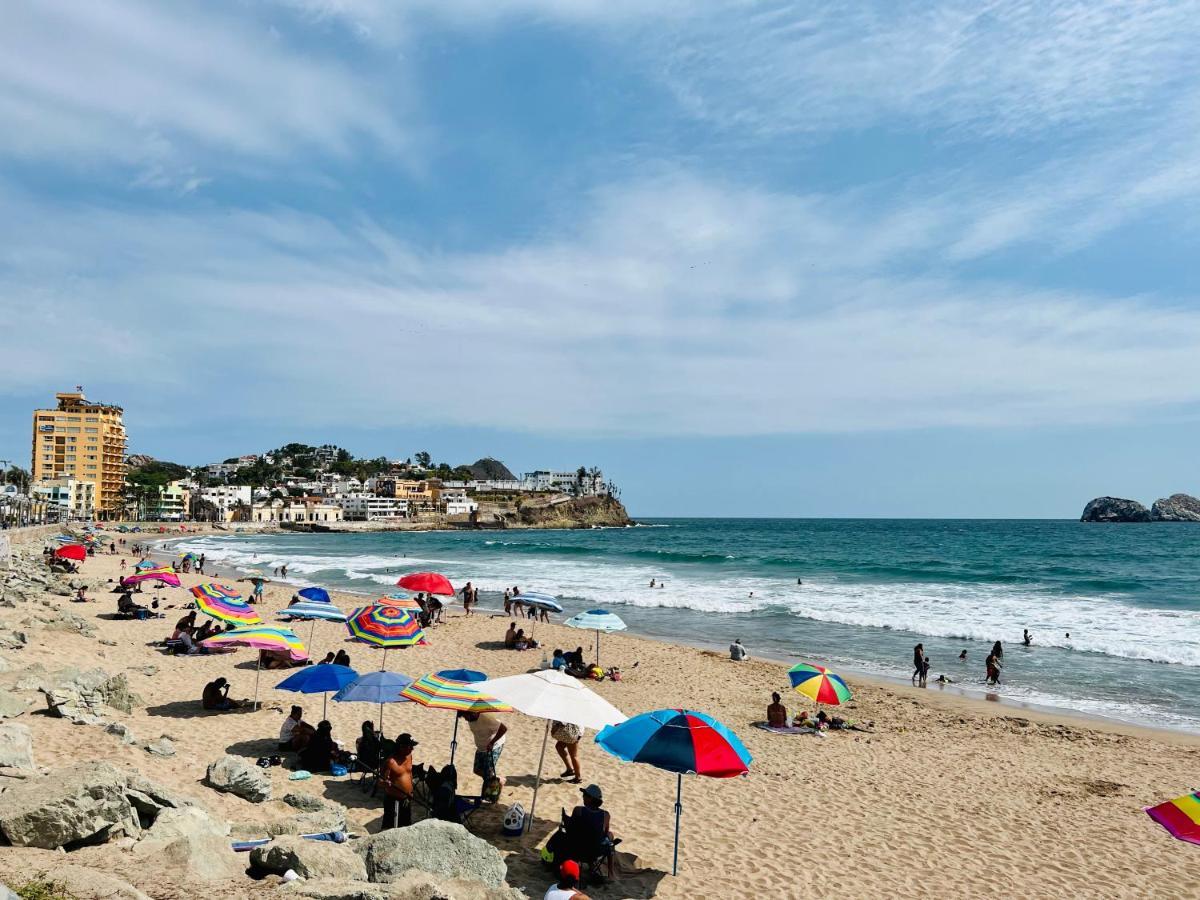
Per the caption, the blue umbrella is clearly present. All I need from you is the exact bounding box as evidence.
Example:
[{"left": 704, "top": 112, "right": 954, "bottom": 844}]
[
  {"left": 275, "top": 664, "right": 359, "bottom": 718},
  {"left": 596, "top": 709, "right": 751, "bottom": 876},
  {"left": 332, "top": 670, "right": 414, "bottom": 732},
  {"left": 436, "top": 668, "right": 486, "bottom": 683},
  {"left": 298, "top": 586, "right": 331, "bottom": 603},
  {"left": 563, "top": 609, "right": 627, "bottom": 666},
  {"left": 518, "top": 591, "right": 564, "bottom": 613}
]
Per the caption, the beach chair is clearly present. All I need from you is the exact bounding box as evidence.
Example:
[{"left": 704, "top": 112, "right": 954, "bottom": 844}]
[
  {"left": 355, "top": 737, "right": 393, "bottom": 796},
  {"left": 412, "top": 764, "right": 484, "bottom": 830},
  {"left": 547, "top": 807, "right": 620, "bottom": 887}
]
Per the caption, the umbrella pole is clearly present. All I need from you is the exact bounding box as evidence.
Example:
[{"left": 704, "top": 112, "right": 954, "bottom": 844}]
[
  {"left": 253, "top": 656, "right": 262, "bottom": 710},
  {"left": 378, "top": 701, "right": 384, "bottom": 733},
  {"left": 322, "top": 692, "right": 328, "bottom": 720},
  {"left": 524, "top": 720, "right": 551, "bottom": 834},
  {"left": 381, "top": 648, "right": 388, "bottom": 672},
  {"left": 309, "top": 619, "right": 317, "bottom": 655},
  {"left": 596, "top": 630, "right": 601, "bottom": 667},
  {"left": 450, "top": 716, "right": 459, "bottom": 767},
  {"left": 673, "top": 773, "right": 683, "bottom": 876}
]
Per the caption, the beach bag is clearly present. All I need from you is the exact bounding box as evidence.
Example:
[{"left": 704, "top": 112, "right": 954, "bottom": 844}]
[
  {"left": 551, "top": 721, "right": 582, "bottom": 744},
  {"left": 482, "top": 775, "right": 502, "bottom": 804},
  {"left": 502, "top": 803, "right": 526, "bottom": 836},
  {"left": 330, "top": 763, "right": 348, "bottom": 777}
]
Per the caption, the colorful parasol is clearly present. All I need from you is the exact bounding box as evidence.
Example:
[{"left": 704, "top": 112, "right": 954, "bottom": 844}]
[
  {"left": 788, "top": 662, "right": 853, "bottom": 706},
  {"left": 190, "top": 583, "right": 261, "bottom": 625},
  {"left": 378, "top": 593, "right": 423, "bottom": 611},
  {"left": 134, "top": 560, "right": 156, "bottom": 571},
  {"left": 400, "top": 670, "right": 510, "bottom": 765},
  {"left": 55, "top": 544, "right": 87, "bottom": 561},
  {"left": 179, "top": 552, "right": 198, "bottom": 563},
  {"left": 1147, "top": 790, "right": 1200, "bottom": 845},
  {"left": 596, "top": 709, "right": 751, "bottom": 876},
  {"left": 279, "top": 600, "right": 347, "bottom": 623},
  {"left": 201, "top": 625, "right": 308, "bottom": 708},
  {"left": 123, "top": 566, "right": 181, "bottom": 587},
  {"left": 346, "top": 604, "right": 426, "bottom": 650},
  {"left": 396, "top": 572, "right": 455, "bottom": 596}
]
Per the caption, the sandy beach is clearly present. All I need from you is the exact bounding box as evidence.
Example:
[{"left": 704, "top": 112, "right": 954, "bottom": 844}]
[{"left": 1, "top": 526, "right": 1198, "bottom": 900}]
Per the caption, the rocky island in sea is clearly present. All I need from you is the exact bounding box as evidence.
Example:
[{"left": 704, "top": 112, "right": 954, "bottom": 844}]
[{"left": 1081, "top": 493, "right": 1200, "bottom": 522}]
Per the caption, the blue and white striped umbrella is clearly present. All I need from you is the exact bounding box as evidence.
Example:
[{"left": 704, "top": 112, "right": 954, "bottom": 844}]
[
  {"left": 517, "top": 591, "right": 564, "bottom": 613},
  {"left": 279, "top": 600, "right": 347, "bottom": 622},
  {"left": 563, "top": 608, "right": 627, "bottom": 667}
]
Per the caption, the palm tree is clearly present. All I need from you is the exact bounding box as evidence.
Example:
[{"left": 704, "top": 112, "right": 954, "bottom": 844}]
[{"left": 3, "top": 466, "right": 31, "bottom": 493}]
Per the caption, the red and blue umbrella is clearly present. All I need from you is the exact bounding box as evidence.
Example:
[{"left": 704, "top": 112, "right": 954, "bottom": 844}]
[
  {"left": 346, "top": 603, "right": 426, "bottom": 670},
  {"left": 596, "top": 709, "right": 751, "bottom": 876}
]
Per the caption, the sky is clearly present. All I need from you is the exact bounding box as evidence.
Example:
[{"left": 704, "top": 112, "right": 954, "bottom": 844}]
[{"left": 3, "top": 1, "right": 1200, "bottom": 518}]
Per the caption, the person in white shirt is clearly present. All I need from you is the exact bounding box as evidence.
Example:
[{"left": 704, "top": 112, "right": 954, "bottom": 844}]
[
  {"left": 544, "top": 860, "right": 590, "bottom": 900},
  {"left": 460, "top": 710, "right": 507, "bottom": 786},
  {"left": 730, "top": 638, "right": 748, "bottom": 661}
]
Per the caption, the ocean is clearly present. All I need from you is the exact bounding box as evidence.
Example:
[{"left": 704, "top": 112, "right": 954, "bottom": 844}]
[{"left": 172, "top": 518, "right": 1200, "bottom": 732}]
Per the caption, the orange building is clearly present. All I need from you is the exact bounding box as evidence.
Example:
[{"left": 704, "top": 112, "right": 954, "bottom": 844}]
[{"left": 31, "top": 389, "right": 127, "bottom": 518}]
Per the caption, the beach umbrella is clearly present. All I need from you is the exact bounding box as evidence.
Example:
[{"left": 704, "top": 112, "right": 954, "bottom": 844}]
[
  {"left": 134, "top": 560, "right": 155, "bottom": 571},
  {"left": 1147, "top": 790, "right": 1200, "bottom": 846},
  {"left": 53, "top": 534, "right": 75, "bottom": 543},
  {"left": 378, "top": 594, "right": 423, "bottom": 611},
  {"left": 399, "top": 670, "right": 511, "bottom": 765},
  {"left": 201, "top": 625, "right": 308, "bottom": 709},
  {"left": 346, "top": 603, "right": 426, "bottom": 669},
  {"left": 55, "top": 544, "right": 87, "bottom": 562},
  {"left": 275, "top": 664, "right": 359, "bottom": 718},
  {"left": 298, "top": 586, "right": 331, "bottom": 603},
  {"left": 396, "top": 572, "right": 455, "bottom": 596},
  {"left": 124, "top": 566, "right": 181, "bottom": 587},
  {"left": 191, "top": 583, "right": 261, "bottom": 626},
  {"left": 596, "top": 709, "right": 751, "bottom": 875},
  {"left": 788, "top": 662, "right": 852, "bottom": 707},
  {"left": 179, "top": 552, "right": 198, "bottom": 563},
  {"left": 332, "top": 670, "right": 415, "bottom": 732},
  {"left": 279, "top": 600, "right": 348, "bottom": 654},
  {"left": 518, "top": 591, "right": 563, "bottom": 613},
  {"left": 563, "top": 609, "right": 627, "bottom": 667},
  {"left": 477, "top": 669, "right": 626, "bottom": 832}
]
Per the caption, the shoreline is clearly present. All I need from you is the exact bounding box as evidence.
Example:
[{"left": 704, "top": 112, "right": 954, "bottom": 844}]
[{"left": 153, "top": 532, "right": 1200, "bottom": 742}]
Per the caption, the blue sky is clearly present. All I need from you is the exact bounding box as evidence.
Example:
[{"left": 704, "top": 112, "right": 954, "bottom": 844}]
[{"left": 3, "top": 1, "right": 1200, "bottom": 517}]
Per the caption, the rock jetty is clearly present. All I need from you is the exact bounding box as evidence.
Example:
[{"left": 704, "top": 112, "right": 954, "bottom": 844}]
[{"left": 1081, "top": 493, "right": 1200, "bottom": 522}]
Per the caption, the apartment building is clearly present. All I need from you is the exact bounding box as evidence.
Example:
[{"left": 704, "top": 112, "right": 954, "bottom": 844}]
[{"left": 31, "top": 389, "right": 127, "bottom": 517}]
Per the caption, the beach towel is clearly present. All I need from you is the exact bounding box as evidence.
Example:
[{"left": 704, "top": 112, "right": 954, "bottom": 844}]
[
  {"left": 752, "top": 721, "right": 819, "bottom": 735},
  {"left": 231, "top": 831, "right": 349, "bottom": 852}
]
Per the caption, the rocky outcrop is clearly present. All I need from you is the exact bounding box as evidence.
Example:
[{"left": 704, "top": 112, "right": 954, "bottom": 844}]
[
  {"left": 0, "top": 763, "right": 140, "bottom": 848},
  {"left": 355, "top": 820, "right": 507, "bottom": 887},
  {"left": 206, "top": 754, "right": 272, "bottom": 802},
  {"left": 252, "top": 835, "right": 368, "bottom": 881},
  {"left": 0, "top": 723, "right": 34, "bottom": 770},
  {"left": 1151, "top": 493, "right": 1200, "bottom": 521},
  {"left": 513, "top": 495, "right": 633, "bottom": 529},
  {"left": 33, "top": 865, "right": 152, "bottom": 900},
  {"left": 1080, "top": 497, "right": 1152, "bottom": 523},
  {"left": 39, "top": 668, "right": 142, "bottom": 723}
]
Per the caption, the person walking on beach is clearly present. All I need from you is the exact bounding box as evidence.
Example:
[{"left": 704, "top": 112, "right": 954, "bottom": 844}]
[
  {"left": 280, "top": 564, "right": 288, "bottom": 579},
  {"left": 503, "top": 588, "right": 512, "bottom": 614},
  {"left": 552, "top": 719, "right": 583, "bottom": 784},
  {"left": 912, "top": 644, "right": 925, "bottom": 684},
  {"left": 197, "top": 553, "right": 205, "bottom": 575}
]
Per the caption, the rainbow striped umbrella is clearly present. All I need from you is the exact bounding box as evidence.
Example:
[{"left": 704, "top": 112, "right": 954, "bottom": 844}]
[
  {"left": 400, "top": 670, "right": 510, "bottom": 764},
  {"left": 201, "top": 625, "right": 308, "bottom": 708},
  {"left": 124, "top": 566, "right": 181, "bottom": 587},
  {"left": 788, "top": 662, "right": 852, "bottom": 706},
  {"left": 191, "top": 583, "right": 261, "bottom": 625},
  {"left": 377, "top": 594, "right": 423, "bottom": 611},
  {"left": 346, "top": 604, "right": 426, "bottom": 668},
  {"left": 1147, "top": 790, "right": 1200, "bottom": 845}
]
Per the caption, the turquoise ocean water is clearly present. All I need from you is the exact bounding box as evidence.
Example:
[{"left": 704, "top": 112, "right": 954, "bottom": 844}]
[{"left": 174, "top": 519, "right": 1200, "bottom": 732}]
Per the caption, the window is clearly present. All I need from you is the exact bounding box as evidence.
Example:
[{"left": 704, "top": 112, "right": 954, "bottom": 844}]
[
  {"left": 85, "top": 427, "right": 98, "bottom": 434},
  {"left": 84, "top": 417, "right": 98, "bottom": 423}
]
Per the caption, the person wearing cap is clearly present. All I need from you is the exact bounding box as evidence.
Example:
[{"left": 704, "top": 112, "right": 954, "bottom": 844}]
[
  {"left": 566, "top": 784, "right": 616, "bottom": 880},
  {"left": 544, "top": 859, "right": 590, "bottom": 900},
  {"left": 381, "top": 733, "right": 417, "bottom": 830}
]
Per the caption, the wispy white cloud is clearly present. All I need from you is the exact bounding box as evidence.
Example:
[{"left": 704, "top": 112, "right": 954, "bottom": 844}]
[
  {"left": 0, "top": 0, "right": 408, "bottom": 188},
  {"left": 2, "top": 173, "right": 1198, "bottom": 437}
]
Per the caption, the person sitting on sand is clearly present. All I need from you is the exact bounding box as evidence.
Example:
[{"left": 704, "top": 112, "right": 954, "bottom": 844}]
[
  {"left": 504, "top": 622, "right": 519, "bottom": 648},
  {"left": 545, "top": 859, "right": 591, "bottom": 900},
  {"left": 792, "top": 709, "right": 814, "bottom": 728},
  {"left": 174, "top": 611, "right": 197, "bottom": 635},
  {"left": 202, "top": 677, "right": 242, "bottom": 711},
  {"left": 280, "top": 705, "right": 315, "bottom": 751},
  {"left": 564, "top": 647, "right": 589, "bottom": 678},
  {"left": 299, "top": 720, "right": 343, "bottom": 773},
  {"left": 318, "top": 652, "right": 335, "bottom": 665},
  {"left": 73, "top": 585, "right": 89, "bottom": 603},
  {"left": 551, "top": 649, "right": 566, "bottom": 671},
  {"left": 729, "top": 638, "right": 747, "bottom": 661},
  {"left": 194, "top": 619, "right": 218, "bottom": 642},
  {"left": 514, "top": 629, "right": 537, "bottom": 650},
  {"left": 261, "top": 648, "right": 302, "bottom": 670},
  {"left": 767, "top": 692, "right": 788, "bottom": 728},
  {"left": 117, "top": 592, "right": 150, "bottom": 619},
  {"left": 333, "top": 649, "right": 351, "bottom": 667}
]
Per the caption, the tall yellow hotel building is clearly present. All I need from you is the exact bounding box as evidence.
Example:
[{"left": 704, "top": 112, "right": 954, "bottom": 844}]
[{"left": 31, "top": 389, "right": 127, "bottom": 518}]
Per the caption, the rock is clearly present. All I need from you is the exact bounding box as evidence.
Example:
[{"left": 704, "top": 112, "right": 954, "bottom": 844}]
[
  {"left": 386, "top": 870, "right": 527, "bottom": 900},
  {"left": 106, "top": 722, "right": 139, "bottom": 744},
  {"left": 123, "top": 770, "right": 198, "bottom": 818},
  {"left": 277, "top": 880, "right": 388, "bottom": 900},
  {"left": 161, "top": 831, "right": 243, "bottom": 881},
  {"left": 1080, "top": 496, "right": 1151, "bottom": 523},
  {"left": 0, "top": 762, "right": 139, "bottom": 848},
  {"left": 145, "top": 736, "right": 176, "bottom": 757},
  {"left": 0, "top": 882, "right": 17, "bottom": 900},
  {"left": 33, "top": 864, "right": 152, "bottom": 900},
  {"left": 0, "top": 693, "right": 31, "bottom": 719},
  {"left": 283, "top": 791, "right": 334, "bottom": 813},
  {"left": 356, "top": 820, "right": 507, "bottom": 887},
  {"left": 268, "top": 808, "right": 347, "bottom": 836},
  {"left": 0, "top": 723, "right": 35, "bottom": 770},
  {"left": 134, "top": 805, "right": 229, "bottom": 854},
  {"left": 1151, "top": 493, "right": 1200, "bottom": 522},
  {"left": 252, "top": 835, "right": 368, "bottom": 881},
  {"left": 40, "top": 668, "right": 143, "bottom": 722},
  {"left": 206, "top": 754, "right": 272, "bottom": 802},
  {"left": 38, "top": 609, "right": 96, "bottom": 637}
]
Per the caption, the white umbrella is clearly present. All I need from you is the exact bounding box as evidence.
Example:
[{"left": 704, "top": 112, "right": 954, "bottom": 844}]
[
  {"left": 476, "top": 669, "right": 626, "bottom": 832},
  {"left": 563, "top": 609, "right": 626, "bottom": 667}
]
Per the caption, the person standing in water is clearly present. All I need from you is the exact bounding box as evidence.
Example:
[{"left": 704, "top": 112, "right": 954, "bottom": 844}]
[
  {"left": 991, "top": 640, "right": 1004, "bottom": 660},
  {"left": 1022, "top": 629, "right": 1032, "bottom": 647},
  {"left": 912, "top": 643, "right": 925, "bottom": 685}
]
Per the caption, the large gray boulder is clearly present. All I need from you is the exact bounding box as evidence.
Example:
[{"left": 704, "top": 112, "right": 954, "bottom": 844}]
[
  {"left": 0, "top": 693, "right": 31, "bottom": 718},
  {"left": 206, "top": 754, "right": 272, "bottom": 802},
  {"left": 31, "top": 865, "right": 151, "bottom": 900},
  {"left": 39, "top": 668, "right": 142, "bottom": 723},
  {"left": 0, "top": 762, "right": 139, "bottom": 848},
  {"left": 133, "top": 805, "right": 229, "bottom": 854},
  {"left": 1080, "top": 497, "right": 1151, "bottom": 523},
  {"left": 0, "top": 722, "right": 34, "bottom": 769},
  {"left": 268, "top": 806, "right": 348, "bottom": 837},
  {"left": 356, "top": 820, "right": 507, "bottom": 887},
  {"left": 159, "top": 831, "right": 243, "bottom": 882},
  {"left": 1151, "top": 493, "right": 1200, "bottom": 521},
  {"left": 252, "top": 835, "right": 368, "bottom": 881}
]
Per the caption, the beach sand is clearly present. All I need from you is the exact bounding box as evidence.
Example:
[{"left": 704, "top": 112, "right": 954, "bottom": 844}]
[{"left": 1, "top": 528, "right": 1197, "bottom": 899}]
